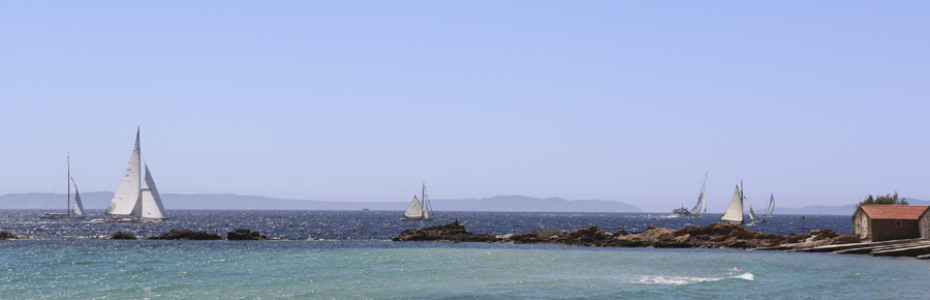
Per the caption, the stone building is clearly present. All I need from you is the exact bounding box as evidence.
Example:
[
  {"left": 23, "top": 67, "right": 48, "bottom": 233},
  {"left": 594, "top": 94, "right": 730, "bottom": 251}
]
[{"left": 852, "top": 205, "right": 929, "bottom": 241}]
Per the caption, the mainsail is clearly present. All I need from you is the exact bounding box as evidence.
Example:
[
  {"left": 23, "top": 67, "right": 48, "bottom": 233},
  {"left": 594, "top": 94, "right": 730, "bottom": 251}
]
[
  {"left": 71, "top": 177, "right": 85, "bottom": 216},
  {"left": 404, "top": 196, "right": 423, "bottom": 218},
  {"left": 690, "top": 173, "right": 709, "bottom": 215},
  {"left": 107, "top": 129, "right": 141, "bottom": 215},
  {"left": 764, "top": 193, "right": 775, "bottom": 216},
  {"left": 720, "top": 185, "right": 743, "bottom": 223},
  {"left": 421, "top": 182, "right": 433, "bottom": 219}
]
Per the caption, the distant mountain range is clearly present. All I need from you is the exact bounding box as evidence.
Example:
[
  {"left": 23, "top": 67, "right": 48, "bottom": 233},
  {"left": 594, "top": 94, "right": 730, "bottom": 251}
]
[
  {"left": 5, "top": 192, "right": 925, "bottom": 215},
  {"left": 0, "top": 193, "right": 643, "bottom": 213},
  {"left": 773, "top": 199, "right": 929, "bottom": 216}
]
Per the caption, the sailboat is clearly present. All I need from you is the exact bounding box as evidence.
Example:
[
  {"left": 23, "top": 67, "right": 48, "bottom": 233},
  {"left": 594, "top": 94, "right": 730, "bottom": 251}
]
[
  {"left": 672, "top": 173, "right": 709, "bottom": 217},
  {"left": 92, "top": 128, "right": 169, "bottom": 222},
  {"left": 762, "top": 193, "right": 775, "bottom": 217},
  {"left": 720, "top": 181, "right": 764, "bottom": 225},
  {"left": 720, "top": 184, "right": 744, "bottom": 224},
  {"left": 41, "top": 154, "right": 85, "bottom": 218},
  {"left": 402, "top": 182, "right": 434, "bottom": 221},
  {"left": 690, "top": 172, "right": 708, "bottom": 216}
]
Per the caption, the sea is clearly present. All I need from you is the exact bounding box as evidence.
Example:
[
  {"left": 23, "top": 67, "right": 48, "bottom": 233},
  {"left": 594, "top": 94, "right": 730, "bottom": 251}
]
[{"left": 1, "top": 210, "right": 928, "bottom": 299}]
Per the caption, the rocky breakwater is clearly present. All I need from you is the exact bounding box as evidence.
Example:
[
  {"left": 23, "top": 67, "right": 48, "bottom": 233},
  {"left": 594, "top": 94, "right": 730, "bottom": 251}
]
[
  {"left": 394, "top": 221, "right": 858, "bottom": 250},
  {"left": 148, "top": 229, "right": 224, "bottom": 240},
  {"left": 391, "top": 221, "right": 500, "bottom": 243}
]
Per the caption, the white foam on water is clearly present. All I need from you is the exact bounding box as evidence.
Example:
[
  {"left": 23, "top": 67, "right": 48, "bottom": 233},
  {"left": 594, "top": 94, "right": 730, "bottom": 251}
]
[{"left": 634, "top": 272, "right": 754, "bottom": 285}]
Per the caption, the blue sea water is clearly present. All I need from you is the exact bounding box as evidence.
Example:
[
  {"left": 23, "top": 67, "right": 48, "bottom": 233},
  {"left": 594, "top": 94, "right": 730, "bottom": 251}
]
[{"left": 2, "top": 210, "right": 926, "bottom": 299}]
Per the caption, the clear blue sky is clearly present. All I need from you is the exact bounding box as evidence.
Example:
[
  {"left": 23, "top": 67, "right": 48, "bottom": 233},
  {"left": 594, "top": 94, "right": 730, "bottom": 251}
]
[{"left": 2, "top": 1, "right": 928, "bottom": 212}]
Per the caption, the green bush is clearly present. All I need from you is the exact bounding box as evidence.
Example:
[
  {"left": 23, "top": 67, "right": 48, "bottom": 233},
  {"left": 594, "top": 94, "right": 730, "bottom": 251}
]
[{"left": 859, "top": 192, "right": 908, "bottom": 206}]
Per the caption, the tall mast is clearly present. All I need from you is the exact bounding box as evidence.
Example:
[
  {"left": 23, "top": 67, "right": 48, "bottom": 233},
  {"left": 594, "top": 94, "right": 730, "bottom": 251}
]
[{"left": 67, "top": 153, "right": 71, "bottom": 217}]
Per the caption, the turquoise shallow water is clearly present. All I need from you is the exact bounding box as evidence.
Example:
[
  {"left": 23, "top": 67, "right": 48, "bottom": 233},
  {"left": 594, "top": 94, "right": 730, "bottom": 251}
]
[{"left": 1, "top": 240, "right": 928, "bottom": 299}]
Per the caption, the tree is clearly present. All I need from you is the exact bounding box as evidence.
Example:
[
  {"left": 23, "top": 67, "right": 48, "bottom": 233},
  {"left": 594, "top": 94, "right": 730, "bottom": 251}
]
[{"left": 859, "top": 192, "right": 908, "bottom": 207}]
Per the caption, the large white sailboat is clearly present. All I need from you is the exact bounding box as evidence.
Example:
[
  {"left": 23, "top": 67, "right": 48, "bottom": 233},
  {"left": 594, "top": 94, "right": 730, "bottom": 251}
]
[
  {"left": 720, "top": 182, "right": 764, "bottom": 225},
  {"left": 720, "top": 183, "right": 745, "bottom": 224},
  {"left": 42, "top": 154, "right": 85, "bottom": 218},
  {"left": 402, "top": 182, "right": 434, "bottom": 221},
  {"left": 92, "top": 128, "right": 169, "bottom": 222},
  {"left": 762, "top": 193, "right": 775, "bottom": 217}
]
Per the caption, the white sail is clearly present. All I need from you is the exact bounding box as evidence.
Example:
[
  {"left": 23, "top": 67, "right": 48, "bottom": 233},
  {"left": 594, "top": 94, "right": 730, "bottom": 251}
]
[
  {"left": 71, "top": 177, "right": 85, "bottom": 216},
  {"left": 690, "top": 191, "right": 705, "bottom": 215},
  {"left": 702, "top": 194, "right": 707, "bottom": 214},
  {"left": 404, "top": 196, "right": 423, "bottom": 218},
  {"left": 745, "top": 196, "right": 757, "bottom": 221},
  {"left": 690, "top": 173, "right": 708, "bottom": 215},
  {"left": 421, "top": 182, "right": 432, "bottom": 219},
  {"left": 106, "top": 128, "right": 142, "bottom": 215},
  {"left": 131, "top": 164, "right": 169, "bottom": 219},
  {"left": 720, "top": 185, "right": 743, "bottom": 223},
  {"left": 765, "top": 193, "right": 775, "bottom": 216}
]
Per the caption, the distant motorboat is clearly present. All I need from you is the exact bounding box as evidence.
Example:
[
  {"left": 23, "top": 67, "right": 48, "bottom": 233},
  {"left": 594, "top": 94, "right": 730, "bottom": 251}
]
[
  {"left": 402, "top": 182, "right": 434, "bottom": 221},
  {"left": 41, "top": 154, "right": 85, "bottom": 219}
]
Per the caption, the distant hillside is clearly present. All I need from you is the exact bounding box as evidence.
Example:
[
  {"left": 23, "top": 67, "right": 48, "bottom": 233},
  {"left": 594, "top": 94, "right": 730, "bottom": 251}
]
[
  {"left": 772, "top": 199, "right": 929, "bottom": 216},
  {"left": 0, "top": 193, "right": 642, "bottom": 213},
  {"left": 775, "top": 205, "right": 857, "bottom": 216}
]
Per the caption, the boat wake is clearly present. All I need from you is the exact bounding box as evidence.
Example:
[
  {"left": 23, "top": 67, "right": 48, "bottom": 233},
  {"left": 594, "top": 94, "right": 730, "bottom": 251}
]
[{"left": 633, "top": 272, "right": 754, "bottom": 285}]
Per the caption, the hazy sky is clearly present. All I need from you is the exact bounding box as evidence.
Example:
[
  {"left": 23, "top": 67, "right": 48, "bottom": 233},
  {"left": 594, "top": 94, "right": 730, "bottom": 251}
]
[{"left": 2, "top": 1, "right": 928, "bottom": 212}]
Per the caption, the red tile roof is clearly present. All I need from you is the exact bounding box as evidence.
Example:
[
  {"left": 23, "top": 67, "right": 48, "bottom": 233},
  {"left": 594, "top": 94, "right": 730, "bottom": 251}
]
[{"left": 859, "top": 205, "right": 929, "bottom": 220}]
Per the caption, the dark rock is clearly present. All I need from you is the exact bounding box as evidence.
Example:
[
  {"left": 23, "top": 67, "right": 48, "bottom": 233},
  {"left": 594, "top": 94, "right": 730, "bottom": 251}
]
[
  {"left": 0, "top": 231, "right": 19, "bottom": 240},
  {"left": 391, "top": 222, "right": 500, "bottom": 243},
  {"left": 148, "top": 229, "right": 224, "bottom": 240},
  {"left": 228, "top": 229, "right": 269, "bottom": 240},
  {"left": 105, "top": 232, "right": 137, "bottom": 240},
  {"left": 613, "top": 229, "right": 628, "bottom": 236}
]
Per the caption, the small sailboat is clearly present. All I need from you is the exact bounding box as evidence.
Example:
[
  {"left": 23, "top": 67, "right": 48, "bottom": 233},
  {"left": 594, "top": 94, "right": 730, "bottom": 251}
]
[
  {"left": 92, "top": 128, "right": 169, "bottom": 222},
  {"left": 720, "top": 184, "right": 745, "bottom": 224},
  {"left": 672, "top": 173, "right": 709, "bottom": 217},
  {"left": 402, "top": 182, "right": 434, "bottom": 221},
  {"left": 762, "top": 193, "right": 775, "bottom": 217},
  {"left": 42, "top": 154, "right": 85, "bottom": 218},
  {"left": 690, "top": 172, "right": 708, "bottom": 216}
]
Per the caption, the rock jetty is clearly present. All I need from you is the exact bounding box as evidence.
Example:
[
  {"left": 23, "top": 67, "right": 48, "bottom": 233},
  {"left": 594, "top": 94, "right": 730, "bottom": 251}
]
[
  {"left": 148, "top": 229, "right": 224, "bottom": 240},
  {"left": 392, "top": 221, "right": 858, "bottom": 249},
  {"left": 227, "top": 229, "right": 270, "bottom": 240},
  {"left": 105, "top": 232, "right": 138, "bottom": 240},
  {"left": 391, "top": 221, "right": 499, "bottom": 243}
]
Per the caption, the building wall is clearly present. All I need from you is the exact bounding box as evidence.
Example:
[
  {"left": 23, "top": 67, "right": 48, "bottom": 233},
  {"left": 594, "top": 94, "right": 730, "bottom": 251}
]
[
  {"left": 852, "top": 210, "right": 868, "bottom": 238},
  {"left": 870, "top": 219, "right": 920, "bottom": 241},
  {"left": 920, "top": 210, "right": 930, "bottom": 240}
]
